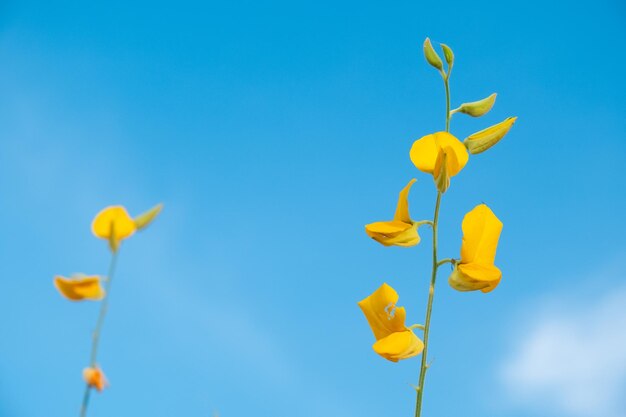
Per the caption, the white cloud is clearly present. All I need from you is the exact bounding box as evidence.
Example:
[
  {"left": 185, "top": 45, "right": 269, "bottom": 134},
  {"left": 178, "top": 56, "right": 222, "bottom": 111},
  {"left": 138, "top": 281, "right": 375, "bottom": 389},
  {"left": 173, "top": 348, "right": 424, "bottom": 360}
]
[{"left": 500, "top": 282, "right": 626, "bottom": 417}]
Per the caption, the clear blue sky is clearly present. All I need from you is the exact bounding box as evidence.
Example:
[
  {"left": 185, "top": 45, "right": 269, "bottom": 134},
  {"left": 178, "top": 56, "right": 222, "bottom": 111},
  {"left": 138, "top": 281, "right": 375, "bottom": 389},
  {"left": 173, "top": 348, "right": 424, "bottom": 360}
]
[{"left": 1, "top": 1, "right": 625, "bottom": 417}]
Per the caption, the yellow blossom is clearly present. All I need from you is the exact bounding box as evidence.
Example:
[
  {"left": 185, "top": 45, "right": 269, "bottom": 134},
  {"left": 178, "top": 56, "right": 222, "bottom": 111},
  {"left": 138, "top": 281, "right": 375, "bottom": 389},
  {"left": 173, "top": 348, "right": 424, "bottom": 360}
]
[
  {"left": 358, "top": 283, "right": 424, "bottom": 362},
  {"left": 83, "top": 367, "right": 108, "bottom": 392},
  {"left": 448, "top": 204, "right": 503, "bottom": 293},
  {"left": 410, "top": 132, "right": 468, "bottom": 177},
  {"left": 365, "top": 179, "right": 422, "bottom": 247},
  {"left": 92, "top": 206, "right": 136, "bottom": 250},
  {"left": 54, "top": 275, "right": 105, "bottom": 301}
]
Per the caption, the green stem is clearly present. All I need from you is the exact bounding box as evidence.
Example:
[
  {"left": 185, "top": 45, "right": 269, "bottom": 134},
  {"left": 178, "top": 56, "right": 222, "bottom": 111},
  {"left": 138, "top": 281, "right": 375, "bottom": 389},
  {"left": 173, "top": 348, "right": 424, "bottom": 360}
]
[
  {"left": 80, "top": 250, "right": 119, "bottom": 417},
  {"left": 444, "top": 73, "right": 451, "bottom": 132},
  {"left": 414, "top": 71, "right": 452, "bottom": 417},
  {"left": 437, "top": 258, "right": 455, "bottom": 268},
  {"left": 414, "top": 191, "right": 442, "bottom": 417}
]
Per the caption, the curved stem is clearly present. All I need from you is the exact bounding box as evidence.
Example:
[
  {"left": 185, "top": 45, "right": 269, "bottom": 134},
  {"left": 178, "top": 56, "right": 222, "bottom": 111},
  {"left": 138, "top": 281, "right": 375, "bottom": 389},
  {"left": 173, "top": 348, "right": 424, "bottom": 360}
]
[
  {"left": 437, "top": 258, "right": 455, "bottom": 268},
  {"left": 414, "top": 70, "right": 452, "bottom": 417},
  {"left": 80, "top": 251, "right": 119, "bottom": 417}
]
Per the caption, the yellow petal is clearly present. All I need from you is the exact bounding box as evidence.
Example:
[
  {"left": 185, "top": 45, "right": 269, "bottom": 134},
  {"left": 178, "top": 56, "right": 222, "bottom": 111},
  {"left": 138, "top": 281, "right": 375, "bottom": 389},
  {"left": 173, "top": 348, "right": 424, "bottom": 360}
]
[
  {"left": 365, "top": 221, "right": 420, "bottom": 247},
  {"left": 448, "top": 267, "right": 501, "bottom": 293},
  {"left": 372, "top": 330, "right": 424, "bottom": 362},
  {"left": 83, "top": 367, "right": 108, "bottom": 392},
  {"left": 458, "top": 263, "right": 502, "bottom": 282},
  {"left": 358, "top": 283, "right": 408, "bottom": 340},
  {"left": 134, "top": 203, "right": 163, "bottom": 231},
  {"left": 464, "top": 116, "right": 517, "bottom": 154},
  {"left": 54, "top": 275, "right": 105, "bottom": 301},
  {"left": 410, "top": 132, "right": 468, "bottom": 177},
  {"left": 452, "top": 204, "right": 504, "bottom": 293},
  {"left": 393, "top": 179, "right": 417, "bottom": 223},
  {"left": 460, "top": 204, "right": 503, "bottom": 266},
  {"left": 92, "top": 206, "right": 136, "bottom": 246}
]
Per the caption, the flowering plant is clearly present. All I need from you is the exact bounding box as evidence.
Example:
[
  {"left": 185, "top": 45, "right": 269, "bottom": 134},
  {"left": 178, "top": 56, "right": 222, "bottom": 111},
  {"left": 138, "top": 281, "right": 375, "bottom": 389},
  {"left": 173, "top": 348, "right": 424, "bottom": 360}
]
[{"left": 359, "top": 38, "right": 516, "bottom": 416}]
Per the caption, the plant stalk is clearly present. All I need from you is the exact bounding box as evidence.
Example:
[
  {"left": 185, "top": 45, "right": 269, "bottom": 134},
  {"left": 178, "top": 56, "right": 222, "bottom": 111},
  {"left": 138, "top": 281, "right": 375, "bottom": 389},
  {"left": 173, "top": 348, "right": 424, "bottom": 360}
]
[
  {"left": 80, "top": 250, "right": 119, "bottom": 417},
  {"left": 414, "top": 70, "right": 452, "bottom": 417}
]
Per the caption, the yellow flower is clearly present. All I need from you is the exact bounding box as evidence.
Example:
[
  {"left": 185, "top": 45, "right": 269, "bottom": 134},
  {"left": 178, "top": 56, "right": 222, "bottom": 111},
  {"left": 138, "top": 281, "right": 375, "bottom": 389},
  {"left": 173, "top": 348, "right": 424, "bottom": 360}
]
[
  {"left": 358, "top": 283, "right": 424, "bottom": 362},
  {"left": 448, "top": 204, "right": 503, "bottom": 293},
  {"left": 83, "top": 367, "right": 108, "bottom": 392},
  {"left": 365, "top": 179, "right": 422, "bottom": 247},
  {"left": 54, "top": 275, "right": 105, "bottom": 301},
  {"left": 410, "top": 132, "right": 468, "bottom": 177},
  {"left": 91, "top": 203, "right": 162, "bottom": 251},
  {"left": 92, "top": 206, "right": 137, "bottom": 250}
]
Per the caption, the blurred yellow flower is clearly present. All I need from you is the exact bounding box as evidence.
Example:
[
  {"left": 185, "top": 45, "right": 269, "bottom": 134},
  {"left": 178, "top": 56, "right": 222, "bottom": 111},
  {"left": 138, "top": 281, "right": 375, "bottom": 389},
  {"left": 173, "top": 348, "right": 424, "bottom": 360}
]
[
  {"left": 92, "top": 206, "right": 136, "bottom": 250},
  {"left": 410, "top": 132, "right": 468, "bottom": 177},
  {"left": 83, "top": 367, "right": 108, "bottom": 392},
  {"left": 358, "top": 283, "right": 424, "bottom": 362},
  {"left": 54, "top": 275, "right": 105, "bottom": 301},
  {"left": 448, "top": 204, "right": 503, "bottom": 293},
  {"left": 365, "top": 179, "right": 422, "bottom": 247}
]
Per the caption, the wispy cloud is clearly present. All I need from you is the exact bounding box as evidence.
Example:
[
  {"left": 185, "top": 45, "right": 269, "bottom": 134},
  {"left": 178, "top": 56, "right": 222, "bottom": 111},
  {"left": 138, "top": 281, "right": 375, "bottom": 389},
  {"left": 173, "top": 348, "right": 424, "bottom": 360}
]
[{"left": 499, "top": 270, "right": 626, "bottom": 417}]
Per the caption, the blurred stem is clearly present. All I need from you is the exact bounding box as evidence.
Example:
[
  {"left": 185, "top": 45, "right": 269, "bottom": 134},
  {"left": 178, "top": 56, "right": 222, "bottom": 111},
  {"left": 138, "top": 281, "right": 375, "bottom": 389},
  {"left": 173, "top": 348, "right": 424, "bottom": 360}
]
[
  {"left": 80, "top": 250, "right": 119, "bottom": 417},
  {"left": 415, "top": 72, "right": 452, "bottom": 417}
]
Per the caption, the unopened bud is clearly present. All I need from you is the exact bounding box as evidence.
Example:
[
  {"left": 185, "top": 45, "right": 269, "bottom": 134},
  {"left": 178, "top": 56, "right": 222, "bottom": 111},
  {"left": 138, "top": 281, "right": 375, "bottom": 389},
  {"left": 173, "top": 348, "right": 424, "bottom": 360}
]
[
  {"left": 464, "top": 117, "right": 517, "bottom": 154},
  {"left": 441, "top": 43, "right": 454, "bottom": 67},
  {"left": 134, "top": 203, "right": 164, "bottom": 231},
  {"left": 423, "top": 38, "right": 443, "bottom": 71},
  {"left": 452, "top": 94, "right": 497, "bottom": 118}
]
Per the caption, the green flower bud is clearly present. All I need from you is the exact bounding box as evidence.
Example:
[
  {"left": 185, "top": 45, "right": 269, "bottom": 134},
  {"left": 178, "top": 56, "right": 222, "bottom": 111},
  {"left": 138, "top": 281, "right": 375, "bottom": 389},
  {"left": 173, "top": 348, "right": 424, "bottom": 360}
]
[
  {"left": 423, "top": 38, "right": 443, "bottom": 71},
  {"left": 452, "top": 94, "right": 497, "bottom": 117},
  {"left": 464, "top": 117, "right": 517, "bottom": 154},
  {"left": 441, "top": 43, "right": 454, "bottom": 67},
  {"left": 134, "top": 203, "right": 164, "bottom": 231}
]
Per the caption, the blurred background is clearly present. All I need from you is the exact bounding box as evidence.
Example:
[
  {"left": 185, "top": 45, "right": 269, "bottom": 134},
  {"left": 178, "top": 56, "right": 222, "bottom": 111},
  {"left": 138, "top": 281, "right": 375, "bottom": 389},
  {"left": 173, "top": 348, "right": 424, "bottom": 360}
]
[{"left": 0, "top": 0, "right": 625, "bottom": 416}]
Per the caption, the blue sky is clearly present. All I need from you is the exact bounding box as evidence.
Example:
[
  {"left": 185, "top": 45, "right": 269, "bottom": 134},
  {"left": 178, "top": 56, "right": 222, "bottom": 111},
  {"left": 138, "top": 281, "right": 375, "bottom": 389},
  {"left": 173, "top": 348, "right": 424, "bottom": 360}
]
[{"left": 0, "top": 1, "right": 625, "bottom": 416}]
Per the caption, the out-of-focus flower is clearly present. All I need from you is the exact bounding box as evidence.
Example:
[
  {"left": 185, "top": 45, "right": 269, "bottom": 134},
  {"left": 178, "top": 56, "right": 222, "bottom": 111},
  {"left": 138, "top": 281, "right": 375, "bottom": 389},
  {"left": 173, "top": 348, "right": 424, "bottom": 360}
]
[
  {"left": 410, "top": 132, "right": 468, "bottom": 178},
  {"left": 448, "top": 204, "right": 503, "bottom": 293},
  {"left": 358, "top": 283, "right": 424, "bottom": 362},
  {"left": 92, "top": 206, "right": 136, "bottom": 251},
  {"left": 83, "top": 367, "right": 108, "bottom": 392},
  {"left": 54, "top": 275, "right": 105, "bottom": 301},
  {"left": 91, "top": 204, "right": 163, "bottom": 251},
  {"left": 365, "top": 179, "right": 424, "bottom": 247}
]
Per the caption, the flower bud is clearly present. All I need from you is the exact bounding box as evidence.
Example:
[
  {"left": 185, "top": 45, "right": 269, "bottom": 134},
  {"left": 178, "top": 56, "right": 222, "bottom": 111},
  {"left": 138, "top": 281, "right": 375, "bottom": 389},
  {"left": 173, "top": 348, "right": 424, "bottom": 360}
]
[
  {"left": 423, "top": 38, "right": 443, "bottom": 71},
  {"left": 441, "top": 43, "right": 454, "bottom": 67},
  {"left": 452, "top": 93, "right": 497, "bottom": 117},
  {"left": 464, "top": 117, "right": 517, "bottom": 154},
  {"left": 134, "top": 203, "right": 163, "bottom": 231},
  {"left": 83, "top": 367, "right": 108, "bottom": 392}
]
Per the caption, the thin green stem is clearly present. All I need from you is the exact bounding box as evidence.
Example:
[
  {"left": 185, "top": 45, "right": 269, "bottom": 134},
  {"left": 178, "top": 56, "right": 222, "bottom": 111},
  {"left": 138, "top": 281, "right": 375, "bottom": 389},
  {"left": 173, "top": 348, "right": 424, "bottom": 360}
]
[
  {"left": 414, "top": 191, "right": 442, "bottom": 417},
  {"left": 437, "top": 258, "right": 455, "bottom": 268},
  {"left": 444, "top": 75, "right": 451, "bottom": 132},
  {"left": 414, "top": 70, "right": 452, "bottom": 417},
  {"left": 80, "top": 250, "right": 119, "bottom": 417}
]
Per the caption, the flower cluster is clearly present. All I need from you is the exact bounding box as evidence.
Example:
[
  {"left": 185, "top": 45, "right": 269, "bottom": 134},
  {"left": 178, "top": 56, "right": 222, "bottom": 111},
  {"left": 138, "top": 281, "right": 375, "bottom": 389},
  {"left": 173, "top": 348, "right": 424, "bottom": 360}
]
[
  {"left": 54, "top": 203, "right": 162, "bottom": 415},
  {"left": 358, "top": 38, "right": 516, "bottom": 416}
]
